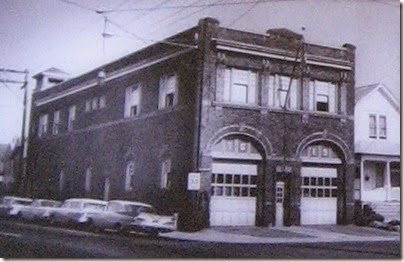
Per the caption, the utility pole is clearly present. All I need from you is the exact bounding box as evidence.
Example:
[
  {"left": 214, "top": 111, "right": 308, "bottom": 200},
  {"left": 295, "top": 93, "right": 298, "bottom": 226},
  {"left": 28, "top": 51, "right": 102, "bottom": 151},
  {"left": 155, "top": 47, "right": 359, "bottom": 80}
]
[{"left": 0, "top": 68, "right": 29, "bottom": 196}]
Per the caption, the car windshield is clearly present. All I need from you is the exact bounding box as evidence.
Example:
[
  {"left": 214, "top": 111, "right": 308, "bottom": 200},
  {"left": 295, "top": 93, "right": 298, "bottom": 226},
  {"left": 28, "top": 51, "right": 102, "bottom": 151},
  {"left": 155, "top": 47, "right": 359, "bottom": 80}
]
[{"left": 83, "top": 202, "right": 106, "bottom": 211}]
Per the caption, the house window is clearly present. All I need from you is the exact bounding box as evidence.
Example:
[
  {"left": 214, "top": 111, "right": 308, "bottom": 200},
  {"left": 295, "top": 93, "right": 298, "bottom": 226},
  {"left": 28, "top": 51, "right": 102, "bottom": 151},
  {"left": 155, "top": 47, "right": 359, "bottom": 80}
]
[
  {"left": 38, "top": 114, "right": 48, "bottom": 137},
  {"left": 125, "top": 161, "right": 135, "bottom": 191},
  {"left": 68, "top": 105, "right": 76, "bottom": 131},
  {"left": 369, "top": 114, "right": 387, "bottom": 139},
  {"left": 379, "top": 115, "right": 387, "bottom": 139},
  {"left": 159, "top": 75, "right": 177, "bottom": 109},
  {"left": 309, "top": 81, "right": 336, "bottom": 113},
  {"left": 85, "top": 167, "right": 92, "bottom": 192},
  {"left": 160, "top": 159, "right": 172, "bottom": 189},
  {"left": 125, "top": 85, "right": 141, "bottom": 117},
  {"left": 375, "top": 162, "right": 385, "bottom": 188},
  {"left": 223, "top": 68, "right": 257, "bottom": 105},
  {"left": 52, "top": 111, "right": 60, "bottom": 135},
  {"left": 369, "top": 114, "right": 377, "bottom": 138},
  {"left": 268, "top": 75, "right": 298, "bottom": 109}
]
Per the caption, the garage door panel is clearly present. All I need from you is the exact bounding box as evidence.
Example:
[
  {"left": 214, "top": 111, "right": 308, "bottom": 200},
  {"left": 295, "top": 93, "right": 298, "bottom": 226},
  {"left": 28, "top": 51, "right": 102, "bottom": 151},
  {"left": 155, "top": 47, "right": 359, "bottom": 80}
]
[
  {"left": 300, "top": 167, "right": 338, "bottom": 225},
  {"left": 210, "top": 162, "right": 257, "bottom": 226}
]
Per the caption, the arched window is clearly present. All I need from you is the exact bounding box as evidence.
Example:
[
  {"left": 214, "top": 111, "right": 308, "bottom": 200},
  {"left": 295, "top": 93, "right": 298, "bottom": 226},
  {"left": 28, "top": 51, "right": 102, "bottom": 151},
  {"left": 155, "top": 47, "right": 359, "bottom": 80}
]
[
  {"left": 125, "top": 161, "right": 135, "bottom": 191},
  {"left": 85, "top": 167, "right": 92, "bottom": 192}
]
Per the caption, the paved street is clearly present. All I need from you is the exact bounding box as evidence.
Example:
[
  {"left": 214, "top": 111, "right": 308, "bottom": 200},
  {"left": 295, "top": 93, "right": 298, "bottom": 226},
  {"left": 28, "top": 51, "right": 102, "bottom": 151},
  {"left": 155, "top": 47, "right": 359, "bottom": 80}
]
[{"left": 0, "top": 220, "right": 400, "bottom": 259}]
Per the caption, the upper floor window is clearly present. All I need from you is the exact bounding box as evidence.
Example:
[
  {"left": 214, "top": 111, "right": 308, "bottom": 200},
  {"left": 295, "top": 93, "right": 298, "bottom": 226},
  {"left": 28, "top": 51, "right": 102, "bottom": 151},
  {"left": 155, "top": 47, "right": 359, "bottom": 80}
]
[
  {"left": 38, "top": 114, "right": 48, "bottom": 137},
  {"left": 160, "top": 159, "right": 172, "bottom": 189},
  {"left": 125, "top": 161, "right": 135, "bottom": 191},
  {"left": 85, "top": 95, "right": 106, "bottom": 113},
  {"left": 309, "top": 81, "right": 336, "bottom": 113},
  {"left": 223, "top": 68, "right": 257, "bottom": 105},
  {"left": 159, "top": 75, "right": 177, "bottom": 109},
  {"left": 369, "top": 114, "right": 387, "bottom": 139},
  {"left": 125, "top": 84, "right": 141, "bottom": 118},
  {"left": 68, "top": 105, "right": 76, "bottom": 131},
  {"left": 268, "top": 75, "right": 298, "bottom": 109},
  {"left": 52, "top": 111, "right": 60, "bottom": 135}
]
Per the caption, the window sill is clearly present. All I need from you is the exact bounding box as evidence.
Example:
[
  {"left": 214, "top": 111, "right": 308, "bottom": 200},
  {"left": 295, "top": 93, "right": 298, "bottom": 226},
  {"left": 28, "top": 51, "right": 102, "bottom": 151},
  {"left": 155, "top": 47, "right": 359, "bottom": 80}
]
[{"left": 213, "top": 101, "right": 351, "bottom": 119}]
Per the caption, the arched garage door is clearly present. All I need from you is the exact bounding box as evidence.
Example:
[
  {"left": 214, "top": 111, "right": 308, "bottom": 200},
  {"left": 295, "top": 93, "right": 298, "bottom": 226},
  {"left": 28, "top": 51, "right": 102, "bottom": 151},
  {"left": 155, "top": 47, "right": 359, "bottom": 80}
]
[{"left": 210, "top": 162, "right": 257, "bottom": 226}]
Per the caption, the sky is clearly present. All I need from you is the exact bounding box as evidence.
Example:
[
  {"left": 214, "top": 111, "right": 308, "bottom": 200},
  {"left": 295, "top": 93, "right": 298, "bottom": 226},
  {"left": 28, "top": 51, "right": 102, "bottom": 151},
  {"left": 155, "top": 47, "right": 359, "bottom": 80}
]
[{"left": 0, "top": 0, "right": 400, "bottom": 145}]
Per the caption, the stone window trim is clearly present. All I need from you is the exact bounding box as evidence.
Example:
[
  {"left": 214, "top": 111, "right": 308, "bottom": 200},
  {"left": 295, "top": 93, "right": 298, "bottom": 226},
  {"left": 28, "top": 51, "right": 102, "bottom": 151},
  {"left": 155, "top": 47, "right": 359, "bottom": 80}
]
[
  {"left": 125, "top": 84, "right": 141, "bottom": 118},
  {"left": 67, "top": 105, "right": 76, "bottom": 131},
  {"left": 218, "top": 67, "right": 258, "bottom": 106},
  {"left": 160, "top": 158, "right": 172, "bottom": 189},
  {"left": 38, "top": 113, "right": 49, "bottom": 137},
  {"left": 52, "top": 110, "right": 60, "bottom": 135},
  {"left": 159, "top": 74, "right": 177, "bottom": 110}
]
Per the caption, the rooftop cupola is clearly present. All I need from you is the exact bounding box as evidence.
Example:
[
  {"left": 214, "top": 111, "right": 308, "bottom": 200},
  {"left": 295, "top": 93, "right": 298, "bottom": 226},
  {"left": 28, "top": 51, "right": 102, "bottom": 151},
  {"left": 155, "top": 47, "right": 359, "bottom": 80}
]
[{"left": 32, "top": 67, "right": 69, "bottom": 92}]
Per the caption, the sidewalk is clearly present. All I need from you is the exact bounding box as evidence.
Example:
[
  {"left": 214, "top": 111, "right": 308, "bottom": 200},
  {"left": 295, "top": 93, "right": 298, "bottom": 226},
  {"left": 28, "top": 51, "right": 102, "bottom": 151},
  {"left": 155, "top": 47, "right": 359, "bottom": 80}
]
[{"left": 160, "top": 225, "right": 401, "bottom": 244}]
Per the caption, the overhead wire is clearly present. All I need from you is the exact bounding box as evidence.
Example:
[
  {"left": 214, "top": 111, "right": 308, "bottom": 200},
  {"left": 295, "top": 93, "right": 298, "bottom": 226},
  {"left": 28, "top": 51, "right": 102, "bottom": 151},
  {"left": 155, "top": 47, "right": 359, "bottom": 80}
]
[
  {"left": 125, "top": 0, "right": 176, "bottom": 27},
  {"left": 153, "top": 0, "right": 226, "bottom": 34},
  {"left": 97, "top": 0, "right": 278, "bottom": 13},
  {"left": 226, "top": 0, "right": 263, "bottom": 27}
]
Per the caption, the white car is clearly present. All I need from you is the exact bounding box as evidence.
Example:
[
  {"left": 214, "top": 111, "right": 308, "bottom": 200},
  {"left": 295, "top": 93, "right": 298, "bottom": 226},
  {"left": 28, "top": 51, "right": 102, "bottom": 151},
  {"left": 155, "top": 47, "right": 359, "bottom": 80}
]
[
  {"left": 0, "top": 196, "right": 33, "bottom": 219},
  {"left": 46, "top": 198, "right": 107, "bottom": 227},
  {"left": 126, "top": 206, "right": 177, "bottom": 237},
  {"left": 82, "top": 200, "right": 153, "bottom": 233},
  {"left": 18, "top": 199, "right": 62, "bottom": 222}
]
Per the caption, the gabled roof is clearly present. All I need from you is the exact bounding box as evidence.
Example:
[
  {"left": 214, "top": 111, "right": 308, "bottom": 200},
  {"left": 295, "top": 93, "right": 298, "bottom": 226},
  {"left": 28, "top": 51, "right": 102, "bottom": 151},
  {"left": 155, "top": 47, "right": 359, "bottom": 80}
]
[{"left": 355, "top": 83, "right": 400, "bottom": 112}]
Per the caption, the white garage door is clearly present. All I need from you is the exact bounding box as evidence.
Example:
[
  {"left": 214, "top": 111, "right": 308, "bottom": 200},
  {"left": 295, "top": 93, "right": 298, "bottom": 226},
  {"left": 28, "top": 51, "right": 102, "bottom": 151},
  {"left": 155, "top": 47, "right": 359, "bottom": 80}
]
[
  {"left": 300, "top": 167, "right": 338, "bottom": 225},
  {"left": 210, "top": 162, "right": 257, "bottom": 226}
]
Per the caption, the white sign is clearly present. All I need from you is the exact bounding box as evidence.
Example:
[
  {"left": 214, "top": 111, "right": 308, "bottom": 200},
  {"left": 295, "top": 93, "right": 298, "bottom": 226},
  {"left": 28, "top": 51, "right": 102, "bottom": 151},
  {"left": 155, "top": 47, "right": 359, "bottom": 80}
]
[{"left": 187, "top": 172, "right": 201, "bottom": 191}]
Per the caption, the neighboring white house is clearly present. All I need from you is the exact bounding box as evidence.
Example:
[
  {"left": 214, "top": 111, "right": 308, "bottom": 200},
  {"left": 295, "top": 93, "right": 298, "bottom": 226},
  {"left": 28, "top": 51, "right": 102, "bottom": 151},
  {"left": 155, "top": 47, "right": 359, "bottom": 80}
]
[{"left": 355, "top": 83, "right": 400, "bottom": 222}]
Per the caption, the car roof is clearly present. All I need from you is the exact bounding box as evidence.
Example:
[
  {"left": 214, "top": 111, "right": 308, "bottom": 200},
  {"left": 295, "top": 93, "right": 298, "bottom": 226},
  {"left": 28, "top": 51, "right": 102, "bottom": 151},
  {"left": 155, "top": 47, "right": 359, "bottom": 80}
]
[
  {"left": 64, "top": 198, "right": 107, "bottom": 204},
  {"left": 3, "top": 196, "right": 32, "bottom": 202},
  {"left": 108, "top": 200, "right": 152, "bottom": 208}
]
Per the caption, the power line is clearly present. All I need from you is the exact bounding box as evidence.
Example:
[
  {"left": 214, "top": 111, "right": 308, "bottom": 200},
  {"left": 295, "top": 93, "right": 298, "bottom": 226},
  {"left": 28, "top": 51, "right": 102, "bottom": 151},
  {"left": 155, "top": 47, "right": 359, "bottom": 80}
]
[
  {"left": 148, "top": 0, "right": 201, "bottom": 28},
  {"left": 125, "top": 0, "right": 176, "bottom": 27},
  {"left": 97, "top": 0, "right": 278, "bottom": 13},
  {"left": 58, "top": 0, "right": 97, "bottom": 12},
  {"left": 154, "top": 0, "right": 226, "bottom": 34},
  {"left": 227, "top": 0, "right": 263, "bottom": 27}
]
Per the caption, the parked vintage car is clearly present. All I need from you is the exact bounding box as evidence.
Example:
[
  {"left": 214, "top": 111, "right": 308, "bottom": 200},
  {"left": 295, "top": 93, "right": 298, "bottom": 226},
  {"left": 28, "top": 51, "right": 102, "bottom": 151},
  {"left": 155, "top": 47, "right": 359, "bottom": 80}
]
[
  {"left": 46, "top": 198, "right": 107, "bottom": 227},
  {"left": 18, "top": 199, "right": 62, "bottom": 222},
  {"left": 81, "top": 200, "right": 152, "bottom": 233},
  {"left": 0, "top": 196, "right": 33, "bottom": 219},
  {"left": 126, "top": 205, "right": 177, "bottom": 237}
]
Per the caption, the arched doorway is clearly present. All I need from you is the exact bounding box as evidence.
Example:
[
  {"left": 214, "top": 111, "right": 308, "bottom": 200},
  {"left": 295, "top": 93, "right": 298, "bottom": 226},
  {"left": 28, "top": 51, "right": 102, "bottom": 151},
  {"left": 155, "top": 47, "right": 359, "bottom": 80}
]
[
  {"left": 299, "top": 142, "right": 344, "bottom": 225},
  {"left": 209, "top": 135, "right": 264, "bottom": 226}
]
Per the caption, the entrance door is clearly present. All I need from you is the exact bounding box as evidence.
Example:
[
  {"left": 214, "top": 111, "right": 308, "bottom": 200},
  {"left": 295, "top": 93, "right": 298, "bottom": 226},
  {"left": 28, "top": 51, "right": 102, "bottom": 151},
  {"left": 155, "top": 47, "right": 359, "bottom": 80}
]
[
  {"left": 210, "top": 162, "right": 257, "bottom": 226},
  {"left": 300, "top": 167, "right": 338, "bottom": 225},
  {"left": 275, "top": 181, "right": 284, "bottom": 227}
]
